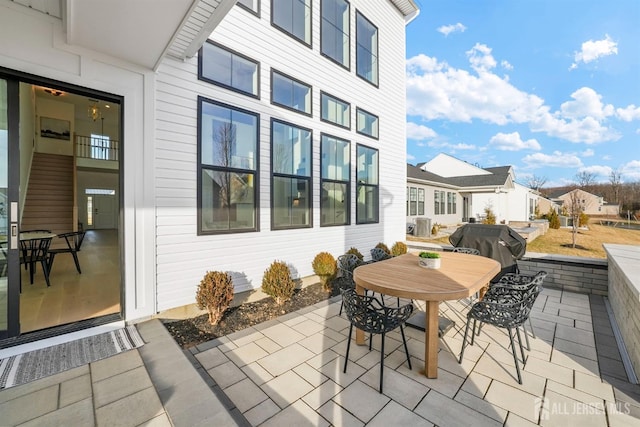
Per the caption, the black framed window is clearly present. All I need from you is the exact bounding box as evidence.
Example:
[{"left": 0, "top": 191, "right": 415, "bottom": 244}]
[
  {"left": 321, "top": 92, "right": 350, "bottom": 129},
  {"left": 199, "top": 41, "right": 259, "bottom": 98},
  {"left": 271, "top": 120, "right": 312, "bottom": 229},
  {"left": 272, "top": 0, "right": 312, "bottom": 46},
  {"left": 409, "top": 187, "right": 417, "bottom": 215},
  {"left": 321, "top": 134, "right": 350, "bottom": 226},
  {"left": 356, "top": 11, "right": 378, "bottom": 86},
  {"left": 271, "top": 70, "right": 312, "bottom": 116},
  {"left": 321, "top": 0, "right": 350, "bottom": 68},
  {"left": 356, "top": 107, "right": 378, "bottom": 139},
  {"left": 356, "top": 144, "right": 378, "bottom": 223},
  {"left": 237, "top": 0, "right": 260, "bottom": 15},
  {"left": 198, "top": 97, "right": 259, "bottom": 234},
  {"left": 418, "top": 188, "right": 425, "bottom": 215}
]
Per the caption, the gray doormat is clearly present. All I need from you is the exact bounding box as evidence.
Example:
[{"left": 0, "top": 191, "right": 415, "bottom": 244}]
[{"left": 0, "top": 325, "right": 144, "bottom": 389}]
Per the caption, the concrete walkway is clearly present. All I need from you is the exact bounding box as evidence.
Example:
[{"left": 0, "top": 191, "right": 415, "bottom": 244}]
[{"left": 1, "top": 289, "right": 639, "bottom": 426}]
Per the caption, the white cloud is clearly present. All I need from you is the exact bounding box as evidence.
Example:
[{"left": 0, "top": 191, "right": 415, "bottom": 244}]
[
  {"left": 437, "top": 23, "right": 466, "bottom": 36},
  {"left": 501, "top": 60, "right": 513, "bottom": 70},
  {"left": 560, "top": 87, "right": 615, "bottom": 120},
  {"left": 407, "top": 153, "right": 416, "bottom": 161},
  {"left": 406, "top": 53, "right": 621, "bottom": 144},
  {"left": 579, "top": 165, "right": 612, "bottom": 178},
  {"left": 488, "top": 132, "right": 541, "bottom": 151},
  {"left": 570, "top": 34, "right": 618, "bottom": 69},
  {"left": 621, "top": 160, "right": 640, "bottom": 180},
  {"left": 617, "top": 105, "right": 640, "bottom": 122},
  {"left": 406, "top": 122, "right": 437, "bottom": 140},
  {"left": 448, "top": 143, "right": 476, "bottom": 150},
  {"left": 522, "top": 151, "right": 583, "bottom": 168},
  {"left": 582, "top": 149, "right": 595, "bottom": 157}
]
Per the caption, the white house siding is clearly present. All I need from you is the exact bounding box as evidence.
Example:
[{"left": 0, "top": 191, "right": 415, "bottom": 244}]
[
  {"left": 406, "top": 183, "right": 461, "bottom": 226},
  {"left": 0, "top": 2, "right": 157, "bottom": 321},
  {"left": 154, "top": 1, "right": 409, "bottom": 310}
]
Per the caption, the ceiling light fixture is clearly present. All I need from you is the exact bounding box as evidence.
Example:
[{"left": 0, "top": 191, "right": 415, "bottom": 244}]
[
  {"left": 88, "top": 100, "right": 101, "bottom": 121},
  {"left": 44, "top": 88, "right": 63, "bottom": 96}
]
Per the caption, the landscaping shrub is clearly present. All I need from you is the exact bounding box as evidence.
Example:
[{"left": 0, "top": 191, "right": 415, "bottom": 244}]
[
  {"left": 391, "top": 241, "right": 407, "bottom": 256},
  {"left": 547, "top": 208, "right": 560, "bottom": 229},
  {"left": 579, "top": 212, "right": 590, "bottom": 227},
  {"left": 345, "top": 247, "right": 364, "bottom": 261},
  {"left": 262, "top": 260, "right": 296, "bottom": 305},
  {"left": 375, "top": 242, "right": 390, "bottom": 254},
  {"left": 195, "top": 271, "right": 234, "bottom": 325},
  {"left": 483, "top": 206, "right": 497, "bottom": 225},
  {"left": 312, "top": 252, "right": 337, "bottom": 291}
]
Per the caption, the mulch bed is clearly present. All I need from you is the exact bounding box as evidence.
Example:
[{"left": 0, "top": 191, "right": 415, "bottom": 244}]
[{"left": 163, "top": 283, "right": 340, "bottom": 349}]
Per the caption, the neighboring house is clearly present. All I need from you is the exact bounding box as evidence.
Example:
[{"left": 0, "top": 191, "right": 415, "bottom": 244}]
[
  {"left": 407, "top": 153, "right": 541, "bottom": 226},
  {"left": 0, "top": 0, "right": 419, "bottom": 344},
  {"left": 548, "top": 188, "right": 619, "bottom": 217}
]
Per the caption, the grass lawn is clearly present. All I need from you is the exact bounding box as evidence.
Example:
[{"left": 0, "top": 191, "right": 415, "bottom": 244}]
[{"left": 408, "top": 220, "right": 640, "bottom": 259}]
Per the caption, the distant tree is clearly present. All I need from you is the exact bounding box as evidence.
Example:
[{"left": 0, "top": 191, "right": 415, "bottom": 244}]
[
  {"left": 609, "top": 168, "right": 623, "bottom": 206},
  {"left": 566, "top": 189, "right": 590, "bottom": 248},
  {"left": 527, "top": 175, "right": 547, "bottom": 192},
  {"left": 575, "top": 171, "right": 597, "bottom": 191}
]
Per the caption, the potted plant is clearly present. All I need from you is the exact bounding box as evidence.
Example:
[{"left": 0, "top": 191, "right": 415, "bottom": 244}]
[{"left": 418, "top": 251, "right": 441, "bottom": 269}]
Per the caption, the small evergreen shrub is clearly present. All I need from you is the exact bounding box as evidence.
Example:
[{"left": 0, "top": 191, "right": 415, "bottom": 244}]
[
  {"left": 548, "top": 208, "right": 560, "bottom": 229},
  {"left": 391, "top": 241, "right": 407, "bottom": 256},
  {"left": 579, "top": 212, "right": 589, "bottom": 227},
  {"left": 483, "top": 207, "right": 497, "bottom": 224},
  {"left": 262, "top": 260, "right": 296, "bottom": 305},
  {"left": 375, "top": 242, "right": 390, "bottom": 254},
  {"left": 195, "top": 271, "right": 234, "bottom": 325},
  {"left": 312, "top": 252, "right": 337, "bottom": 291},
  {"left": 345, "top": 247, "right": 364, "bottom": 261}
]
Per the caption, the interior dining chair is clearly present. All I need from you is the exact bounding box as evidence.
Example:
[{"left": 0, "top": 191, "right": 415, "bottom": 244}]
[
  {"left": 341, "top": 288, "right": 413, "bottom": 393},
  {"left": 20, "top": 236, "right": 53, "bottom": 287},
  {"left": 458, "top": 282, "right": 541, "bottom": 384},
  {"left": 48, "top": 230, "right": 87, "bottom": 273}
]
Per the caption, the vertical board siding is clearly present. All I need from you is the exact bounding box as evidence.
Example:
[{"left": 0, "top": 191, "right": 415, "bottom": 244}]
[{"left": 155, "top": 1, "right": 409, "bottom": 311}]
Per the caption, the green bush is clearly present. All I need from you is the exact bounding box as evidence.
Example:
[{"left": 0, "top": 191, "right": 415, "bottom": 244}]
[
  {"left": 195, "top": 271, "right": 234, "bottom": 325},
  {"left": 262, "top": 260, "right": 296, "bottom": 305},
  {"left": 579, "top": 212, "right": 589, "bottom": 227},
  {"left": 312, "top": 252, "right": 337, "bottom": 291},
  {"left": 391, "top": 241, "right": 407, "bottom": 256},
  {"left": 548, "top": 208, "right": 560, "bottom": 229},
  {"left": 375, "top": 242, "right": 390, "bottom": 254},
  {"left": 345, "top": 247, "right": 364, "bottom": 261}
]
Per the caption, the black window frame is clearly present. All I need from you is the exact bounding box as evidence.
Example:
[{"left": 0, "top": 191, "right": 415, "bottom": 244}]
[
  {"left": 271, "top": 69, "right": 313, "bottom": 116},
  {"left": 320, "top": 91, "right": 350, "bottom": 129},
  {"left": 197, "top": 96, "right": 260, "bottom": 235},
  {"left": 356, "top": 143, "right": 379, "bottom": 224},
  {"left": 320, "top": 133, "right": 351, "bottom": 227},
  {"left": 320, "top": 0, "right": 350, "bottom": 70},
  {"left": 271, "top": 0, "right": 313, "bottom": 47},
  {"left": 355, "top": 10, "right": 379, "bottom": 87},
  {"left": 356, "top": 107, "right": 379, "bottom": 139},
  {"left": 237, "top": 0, "right": 260, "bottom": 16},
  {"left": 198, "top": 40, "right": 260, "bottom": 99},
  {"left": 271, "top": 118, "right": 313, "bottom": 230}
]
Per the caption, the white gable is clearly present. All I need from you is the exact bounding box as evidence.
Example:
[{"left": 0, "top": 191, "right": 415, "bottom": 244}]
[{"left": 420, "top": 153, "right": 491, "bottom": 177}]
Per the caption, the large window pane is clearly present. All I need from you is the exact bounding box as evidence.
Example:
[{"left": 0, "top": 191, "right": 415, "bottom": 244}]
[
  {"left": 356, "top": 107, "right": 378, "bottom": 139},
  {"left": 272, "top": 0, "right": 312, "bottom": 45},
  {"left": 356, "top": 11, "right": 378, "bottom": 85},
  {"left": 272, "top": 120, "right": 312, "bottom": 229},
  {"left": 409, "top": 187, "right": 417, "bottom": 215},
  {"left": 272, "top": 70, "right": 312, "bottom": 115},
  {"left": 321, "top": 0, "right": 349, "bottom": 67},
  {"left": 199, "top": 97, "right": 259, "bottom": 233},
  {"left": 200, "top": 41, "right": 259, "bottom": 97},
  {"left": 321, "top": 134, "right": 350, "bottom": 226},
  {"left": 321, "top": 92, "right": 350, "bottom": 128},
  {"left": 356, "top": 144, "right": 378, "bottom": 223}
]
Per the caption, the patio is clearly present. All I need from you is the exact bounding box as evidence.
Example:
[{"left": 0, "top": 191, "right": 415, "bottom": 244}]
[{"left": 185, "top": 287, "right": 640, "bottom": 426}]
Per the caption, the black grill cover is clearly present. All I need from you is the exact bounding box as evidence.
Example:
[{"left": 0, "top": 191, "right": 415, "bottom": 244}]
[{"left": 449, "top": 224, "right": 527, "bottom": 281}]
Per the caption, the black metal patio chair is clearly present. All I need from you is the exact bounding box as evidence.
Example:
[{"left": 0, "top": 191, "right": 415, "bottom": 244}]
[
  {"left": 341, "top": 288, "right": 413, "bottom": 393},
  {"left": 335, "top": 254, "right": 365, "bottom": 315}
]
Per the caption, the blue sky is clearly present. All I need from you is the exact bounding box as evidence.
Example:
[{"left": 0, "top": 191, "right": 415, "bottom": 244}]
[{"left": 405, "top": 0, "right": 640, "bottom": 187}]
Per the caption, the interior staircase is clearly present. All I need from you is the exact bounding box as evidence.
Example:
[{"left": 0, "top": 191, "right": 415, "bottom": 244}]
[{"left": 21, "top": 153, "right": 75, "bottom": 236}]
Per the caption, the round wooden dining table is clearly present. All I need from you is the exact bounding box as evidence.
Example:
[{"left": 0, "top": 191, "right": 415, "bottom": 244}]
[{"left": 353, "top": 251, "right": 501, "bottom": 378}]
